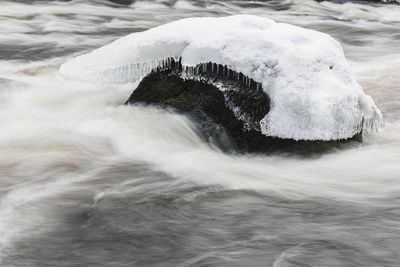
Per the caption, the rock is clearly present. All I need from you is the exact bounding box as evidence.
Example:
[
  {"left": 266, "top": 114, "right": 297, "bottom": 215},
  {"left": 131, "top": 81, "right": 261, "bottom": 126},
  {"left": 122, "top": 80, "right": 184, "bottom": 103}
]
[{"left": 125, "top": 68, "right": 359, "bottom": 154}]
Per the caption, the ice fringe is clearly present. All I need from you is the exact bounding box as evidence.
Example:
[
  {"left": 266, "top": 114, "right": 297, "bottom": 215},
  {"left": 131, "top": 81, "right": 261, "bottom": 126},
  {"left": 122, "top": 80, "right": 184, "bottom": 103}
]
[{"left": 59, "top": 15, "right": 383, "bottom": 141}]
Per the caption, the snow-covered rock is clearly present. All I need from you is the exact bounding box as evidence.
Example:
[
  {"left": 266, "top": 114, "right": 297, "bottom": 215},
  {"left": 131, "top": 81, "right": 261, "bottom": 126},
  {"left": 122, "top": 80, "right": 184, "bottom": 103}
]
[{"left": 59, "top": 15, "right": 383, "bottom": 141}]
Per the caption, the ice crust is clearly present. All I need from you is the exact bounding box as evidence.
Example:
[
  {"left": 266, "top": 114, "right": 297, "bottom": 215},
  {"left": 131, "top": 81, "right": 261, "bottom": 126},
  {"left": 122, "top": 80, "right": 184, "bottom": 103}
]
[{"left": 59, "top": 15, "right": 383, "bottom": 141}]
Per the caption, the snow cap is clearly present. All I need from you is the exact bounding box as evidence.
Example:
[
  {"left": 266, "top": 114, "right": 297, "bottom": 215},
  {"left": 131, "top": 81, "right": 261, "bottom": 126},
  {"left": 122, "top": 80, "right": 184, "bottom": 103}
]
[{"left": 60, "top": 15, "right": 383, "bottom": 141}]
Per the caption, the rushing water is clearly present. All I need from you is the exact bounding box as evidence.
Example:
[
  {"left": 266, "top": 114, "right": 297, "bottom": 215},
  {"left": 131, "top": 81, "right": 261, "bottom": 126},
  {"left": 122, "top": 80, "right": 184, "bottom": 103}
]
[{"left": 0, "top": 0, "right": 399, "bottom": 266}]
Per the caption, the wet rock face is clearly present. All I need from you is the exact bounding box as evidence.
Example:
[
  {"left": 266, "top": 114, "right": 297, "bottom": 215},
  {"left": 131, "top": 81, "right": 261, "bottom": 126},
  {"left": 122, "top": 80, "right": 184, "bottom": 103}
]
[
  {"left": 125, "top": 68, "right": 357, "bottom": 154},
  {"left": 125, "top": 69, "right": 271, "bottom": 153}
]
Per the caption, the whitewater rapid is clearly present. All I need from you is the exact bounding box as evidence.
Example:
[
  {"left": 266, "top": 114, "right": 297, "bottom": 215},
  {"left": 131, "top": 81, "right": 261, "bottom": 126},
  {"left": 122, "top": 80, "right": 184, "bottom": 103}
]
[{"left": 0, "top": 0, "right": 400, "bottom": 266}]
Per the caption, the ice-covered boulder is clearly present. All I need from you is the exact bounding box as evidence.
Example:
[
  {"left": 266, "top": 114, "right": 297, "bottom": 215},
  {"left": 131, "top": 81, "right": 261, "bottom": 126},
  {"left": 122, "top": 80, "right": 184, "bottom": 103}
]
[{"left": 59, "top": 15, "right": 383, "bottom": 141}]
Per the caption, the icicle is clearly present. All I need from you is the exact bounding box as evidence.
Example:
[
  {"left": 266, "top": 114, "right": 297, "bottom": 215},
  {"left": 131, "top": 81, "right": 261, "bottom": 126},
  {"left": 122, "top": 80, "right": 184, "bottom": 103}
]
[{"left": 176, "top": 58, "right": 180, "bottom": 72}]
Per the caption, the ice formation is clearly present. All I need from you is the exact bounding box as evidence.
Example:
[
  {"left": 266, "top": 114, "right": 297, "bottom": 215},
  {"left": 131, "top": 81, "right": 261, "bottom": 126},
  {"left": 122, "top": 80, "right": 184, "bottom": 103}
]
[{"left": 59, "top": 15, "right": 383, "bottom": 141}]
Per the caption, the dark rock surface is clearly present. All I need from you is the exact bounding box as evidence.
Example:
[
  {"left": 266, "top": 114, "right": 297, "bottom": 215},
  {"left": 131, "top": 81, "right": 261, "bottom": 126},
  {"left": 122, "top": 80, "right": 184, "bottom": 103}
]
[
  {"left": 125, "top": 68, "right": 359, "bottom": 155},
  {"left": 126, "top": 70, "right": 266, "bottom": 152}
]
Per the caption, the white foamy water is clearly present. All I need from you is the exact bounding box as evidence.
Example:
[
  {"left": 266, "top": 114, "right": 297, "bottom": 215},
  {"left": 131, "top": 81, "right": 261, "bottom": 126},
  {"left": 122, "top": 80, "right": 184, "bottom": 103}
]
[{"left": 0, "top": 1, "right": 399, "bottom": 266}]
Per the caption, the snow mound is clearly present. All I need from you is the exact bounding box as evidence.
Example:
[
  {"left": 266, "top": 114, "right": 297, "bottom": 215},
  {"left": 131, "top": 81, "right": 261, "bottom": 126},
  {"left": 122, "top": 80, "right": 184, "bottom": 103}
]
[{"left": 59, "top": 15, "right": 383, "bottom": 141}]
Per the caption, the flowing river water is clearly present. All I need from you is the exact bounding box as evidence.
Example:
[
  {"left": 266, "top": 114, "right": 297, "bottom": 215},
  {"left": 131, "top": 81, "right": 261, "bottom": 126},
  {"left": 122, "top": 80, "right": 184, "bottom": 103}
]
[{"left": 0, "top": 0, "right": 399, "bottom": 266}]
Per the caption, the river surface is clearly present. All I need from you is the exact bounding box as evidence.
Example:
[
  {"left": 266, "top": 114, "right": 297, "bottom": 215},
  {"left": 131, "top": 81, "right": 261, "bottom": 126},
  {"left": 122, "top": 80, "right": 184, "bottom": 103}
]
[{"left": 0, "top": 0, "right": 399, "bottom": 266}]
